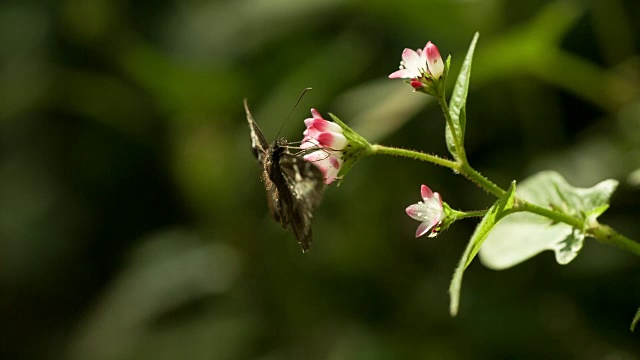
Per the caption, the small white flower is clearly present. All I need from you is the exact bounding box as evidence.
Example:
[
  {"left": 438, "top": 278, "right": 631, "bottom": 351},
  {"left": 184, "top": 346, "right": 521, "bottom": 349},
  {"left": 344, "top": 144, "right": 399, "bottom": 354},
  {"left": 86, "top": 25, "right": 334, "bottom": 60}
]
[{"left": 406, "top": 184, "right": 444, "bottom": 237}]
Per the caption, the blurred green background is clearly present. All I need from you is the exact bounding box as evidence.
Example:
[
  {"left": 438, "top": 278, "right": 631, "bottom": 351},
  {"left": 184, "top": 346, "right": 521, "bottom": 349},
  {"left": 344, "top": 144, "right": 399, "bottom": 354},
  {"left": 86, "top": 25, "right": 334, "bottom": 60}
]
[{"left": 2, "top": 0, "right": 640, "bottom": 359}]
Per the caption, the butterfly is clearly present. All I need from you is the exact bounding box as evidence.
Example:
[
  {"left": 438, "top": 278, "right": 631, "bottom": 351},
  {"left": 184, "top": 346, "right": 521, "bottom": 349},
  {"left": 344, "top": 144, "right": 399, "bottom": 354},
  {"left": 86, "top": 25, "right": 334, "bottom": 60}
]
[{"left": 244, "top": 99, "right": 325, "bottom": 252}]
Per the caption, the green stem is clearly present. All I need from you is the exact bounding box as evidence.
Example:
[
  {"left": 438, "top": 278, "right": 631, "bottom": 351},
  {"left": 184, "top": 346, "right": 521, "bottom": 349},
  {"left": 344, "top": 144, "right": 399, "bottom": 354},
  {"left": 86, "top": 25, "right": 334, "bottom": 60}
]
[
  {"left": 516, "top": 200, "right": 640, "bottom": 257},
  {"left": 436, "top": 96, "right": 468, "bottom": 163},
  {"left": 370, "top": 145, "right": 506, "bottom": 198},
  {"left": 460, "top": 163, "right": 506, "bottom": 198},
  {"left": 370, "top": 144, "right": 459, "bottom": 170},
  {"left": 457, "top": 209, "right": 487, "bottom": 219},
  {"left": 587, "top": 224, "right": 640, "bottom": 257},
  {"left": 516, "top": 200, "right": 583, "bottom": 228}
]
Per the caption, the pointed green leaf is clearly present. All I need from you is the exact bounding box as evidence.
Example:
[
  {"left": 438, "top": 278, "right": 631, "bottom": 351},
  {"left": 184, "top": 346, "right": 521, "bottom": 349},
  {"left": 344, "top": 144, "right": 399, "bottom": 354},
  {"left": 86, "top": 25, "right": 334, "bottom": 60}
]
[
  {"left": 446, "top": 32, "right": 478, "bottom": 159},
  {"left": 631, "top": 306, "right": 640, "bottom": 332},
  {"left": 479, "top": 171, "right": 619, "bottom": 270},
  {"left": 449, "top": 181, "right": 516, "bottom": 316}
]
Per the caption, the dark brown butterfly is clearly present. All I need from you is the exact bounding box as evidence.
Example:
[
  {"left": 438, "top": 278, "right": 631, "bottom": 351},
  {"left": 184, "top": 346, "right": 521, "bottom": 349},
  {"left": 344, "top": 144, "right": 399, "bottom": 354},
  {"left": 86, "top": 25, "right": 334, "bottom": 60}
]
[{"left": 245, "top": 99, "right": 325, "bottom": 252}]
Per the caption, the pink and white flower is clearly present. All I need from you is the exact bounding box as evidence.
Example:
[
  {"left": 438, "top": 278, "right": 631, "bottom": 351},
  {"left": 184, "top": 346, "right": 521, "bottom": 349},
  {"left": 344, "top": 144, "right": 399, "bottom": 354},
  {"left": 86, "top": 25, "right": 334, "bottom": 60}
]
[
  {"left": 424, "top": 42, "right": 444, "bottom": 79},
  {"left": 388, "top": 47, "right": 428, "bottom": 79},
  {"left": 301, "top": 109, "right": 347, "bottom": 184},
  {"left": 389, "top": 41, "right": 444, "bottom": 81},
  {"left": 406, "top": 185, "right": 444, "bottom": 237},
  {"left": 303, "top": 150, "right": 342, "bottom": 184}
]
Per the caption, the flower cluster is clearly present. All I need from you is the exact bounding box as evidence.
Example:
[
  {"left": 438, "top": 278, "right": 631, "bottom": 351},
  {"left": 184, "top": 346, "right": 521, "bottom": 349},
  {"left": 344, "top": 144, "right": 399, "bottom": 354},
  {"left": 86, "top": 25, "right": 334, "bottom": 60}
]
[
  {"left": 301, "top": 109, "right": 348, "bottom": 184},
  {"left": 296, "top": 41, "right": 450, "bottom": 237},
  {"left": 389, "top": 41, "right": 447, "bottom": 96},
  {"left": 406, "top": 185, "right": 445, "bottom": 237},
  {"left": 300, "top": 109, "right": 371, "bottom": 185}
]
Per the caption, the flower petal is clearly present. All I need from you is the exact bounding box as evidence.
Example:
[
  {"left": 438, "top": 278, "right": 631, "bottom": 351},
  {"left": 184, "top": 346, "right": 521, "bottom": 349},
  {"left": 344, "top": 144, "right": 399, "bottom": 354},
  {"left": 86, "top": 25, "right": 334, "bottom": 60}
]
[
  {"left": 310, "top": 119, "right": 342, "bottom": 133},
  {"left": 310, "top": 108, "right": 324, "bottom": 120},
  {"left": 329, "top": 155, "right": 341, "bottom": 169},
  {"left": 301, "top": 138, "right": 319, "bottom": 149},
  {"left": 303, "top": 126, "right": 321, "bottom": 140},
  {"left": 317, "top": 132, "right": 348, "bottom": 150},
  {"left": 401, "top": 48, "right": 422, "bottom": 70},
  {"left": 418, "top": 47, "right": 427, "bottom": 64},
  {"left": 420, "top": 184, "right": 434, "bottom": 200},
  {"left": 425, "top": 41, "right": 444, "bottom": 79},
  {"left": 427, "top": 211, "right": 442, "bottom": 229},
  {"left": 324, "top": 169, "right": 339, "bottom": 184},
  {"left": 322, "top": 154, "right": 342, "bottom": 184},
  {"left": 406, "top": 203, "right": 428, "bottom": 221},
  {"left": 303, "top": 149, "right": 327, "bottom": 162},
  {"left": 433, "top": 192, "right": 442, "bottom": 207},
  {"left": 415, "top": 221, "right": 433, "bottom": 238},
  {"left": 423, "top": 196, "right": 444, "bottom": 222},
  {"left": 303, "top": 150, "right": 342, "bottom": 184},
  {"left": 388, "top": 69, "right": 414, "bottom": 79}
]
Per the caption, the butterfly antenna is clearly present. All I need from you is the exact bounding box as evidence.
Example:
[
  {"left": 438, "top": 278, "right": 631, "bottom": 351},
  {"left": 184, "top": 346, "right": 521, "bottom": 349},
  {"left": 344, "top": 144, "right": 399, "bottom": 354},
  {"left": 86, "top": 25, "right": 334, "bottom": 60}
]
[{"left": 275, "top": 87, "right": 312, "bottom": 138}]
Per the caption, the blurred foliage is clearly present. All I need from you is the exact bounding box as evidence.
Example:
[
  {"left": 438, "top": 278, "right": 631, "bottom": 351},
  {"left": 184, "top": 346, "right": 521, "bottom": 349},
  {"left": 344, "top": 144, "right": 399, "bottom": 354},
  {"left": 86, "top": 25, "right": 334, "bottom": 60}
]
[{"left": 1, "top": 0, "right": 640, "bottom": 359}]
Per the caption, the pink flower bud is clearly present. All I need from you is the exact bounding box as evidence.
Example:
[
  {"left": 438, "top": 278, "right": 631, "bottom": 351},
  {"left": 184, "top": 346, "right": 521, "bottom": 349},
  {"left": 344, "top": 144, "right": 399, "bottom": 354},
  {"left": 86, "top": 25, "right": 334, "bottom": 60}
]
[
  {"left": 424, "top": 42, "right": 444, "bottom": 79},
  {"left": 410, "top": 80, "right": 424, "bottom": 89}
]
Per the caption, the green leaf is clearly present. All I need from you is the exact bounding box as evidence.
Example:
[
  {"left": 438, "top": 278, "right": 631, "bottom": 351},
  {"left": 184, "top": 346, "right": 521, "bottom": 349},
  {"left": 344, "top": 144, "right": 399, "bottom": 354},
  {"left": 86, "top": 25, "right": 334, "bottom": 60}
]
[
  {"left": 449, "top": 181, "right": 516, "bottom": 316},
  {"left": 479, "top": 171, "right": 619, "bottom": 270},
  {"left": 631, "top": 306, "right": 640, "bottom": 332},
  {"left": 445, "top": 106, "right": 466, "bottom": 161},
  {"left": 446, "top": 32, "right": 478, "bottom": 160}
]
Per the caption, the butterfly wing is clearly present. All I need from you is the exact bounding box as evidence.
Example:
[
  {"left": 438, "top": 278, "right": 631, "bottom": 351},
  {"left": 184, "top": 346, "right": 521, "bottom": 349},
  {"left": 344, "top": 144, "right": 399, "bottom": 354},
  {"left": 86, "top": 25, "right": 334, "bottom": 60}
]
[
  {"left": 245, "top": 99, "right": 282, "bottom": 222},
  {"left": 279, "top": 152, "right": 325, "bottom": 251},
  {"left": 244, "top": 98, "right": 269, "bottom": 163},
  {"left": 245, "top": 98, "right": 325, "bottom": 252}
]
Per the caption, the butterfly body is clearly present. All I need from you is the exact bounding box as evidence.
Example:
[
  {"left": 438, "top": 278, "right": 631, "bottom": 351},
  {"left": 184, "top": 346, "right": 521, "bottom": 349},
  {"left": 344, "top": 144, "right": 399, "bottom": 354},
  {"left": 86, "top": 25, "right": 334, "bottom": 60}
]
[{"left": 245, "top": 99, "right": 324, "bottom": 252}]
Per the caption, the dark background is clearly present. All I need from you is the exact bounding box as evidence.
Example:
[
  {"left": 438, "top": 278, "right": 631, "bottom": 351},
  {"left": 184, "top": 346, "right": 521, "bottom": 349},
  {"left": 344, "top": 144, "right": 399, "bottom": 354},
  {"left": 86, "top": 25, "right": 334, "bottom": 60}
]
[{"left": 2, "top": 0, "right": 640, "bottom": 359}]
